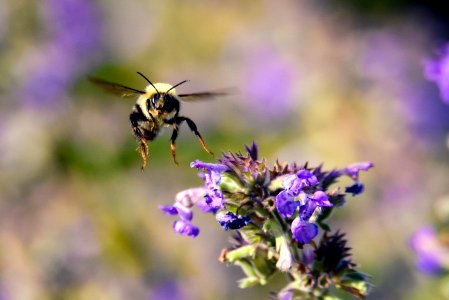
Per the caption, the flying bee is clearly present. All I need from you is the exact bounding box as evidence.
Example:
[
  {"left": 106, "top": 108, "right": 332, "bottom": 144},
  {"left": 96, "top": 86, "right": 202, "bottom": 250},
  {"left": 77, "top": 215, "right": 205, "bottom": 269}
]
[{"left": 89, "top": 72, "right": 229, "bottom": 170}]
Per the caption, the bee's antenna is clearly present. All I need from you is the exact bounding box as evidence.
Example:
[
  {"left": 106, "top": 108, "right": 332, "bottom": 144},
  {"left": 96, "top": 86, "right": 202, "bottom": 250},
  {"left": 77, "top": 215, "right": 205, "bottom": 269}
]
[
  {"left": 137, "top": 72, "right": 160, "bottom": 95},
  {"left": 166, "top": 80, "right": 189, "bottom": 94}
]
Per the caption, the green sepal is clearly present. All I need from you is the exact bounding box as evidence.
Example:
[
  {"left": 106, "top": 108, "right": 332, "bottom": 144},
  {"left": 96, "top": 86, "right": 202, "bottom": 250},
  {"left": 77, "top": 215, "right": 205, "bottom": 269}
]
[
  {"left": 264, "top": 218, "right": 293, "bottom": 272},
  {"left": 336, "top": 271, "right": 371, "bottom": 299},
  {"left": 220, "top": 173, "right": 245, "bottom": 194},
  {"left": 224, "top": 245, "right": 256, "bottom": 263}
]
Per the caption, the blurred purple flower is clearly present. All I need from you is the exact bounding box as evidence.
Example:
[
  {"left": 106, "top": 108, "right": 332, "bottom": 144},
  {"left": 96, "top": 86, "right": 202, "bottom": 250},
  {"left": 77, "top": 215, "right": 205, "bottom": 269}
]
[
  {"left": 149, "top": 280, "right": 186, "bottom": 300},
  {"left": 345, "top": 182, "right": 364, "bottom": 196},
  {"left": 243, "top": 47, "right": 295, "bottom": 118},
  {"left": 409, "top": 226, "right": 449, "bottom": 275},
  {"left": 343, "top": 161, "right": 374, "bottom": 180},
  {"left": 18, "top": 0, "right": 103, "bottom": 108},
  {"left": 425, "top": 44, "right": 449, "bottom": 104}
]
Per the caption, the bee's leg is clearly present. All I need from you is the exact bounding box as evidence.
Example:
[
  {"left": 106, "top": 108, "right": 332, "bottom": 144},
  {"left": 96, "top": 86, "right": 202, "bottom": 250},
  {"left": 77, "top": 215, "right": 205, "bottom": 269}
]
[
  {"left": 138, "top": 139, "right": 149, "bottom": 171},
  {"left": 169, "top": 124, "right": 180, "bottom": 166},
  {"left": 130, "top": 111, "right": 150, "bottom": 170},
  {"left": 175, "top": 116, "right": 214, "bottom": 156}
]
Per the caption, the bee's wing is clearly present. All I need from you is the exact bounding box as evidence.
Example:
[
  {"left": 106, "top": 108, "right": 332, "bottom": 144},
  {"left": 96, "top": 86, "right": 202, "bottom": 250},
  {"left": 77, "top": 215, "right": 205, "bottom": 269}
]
[
  {"left": 178, "top": 88, "right": 237, "bottom": 102},
  {"left": 89, "top": 77, "right": 145, "bottom": 98}
]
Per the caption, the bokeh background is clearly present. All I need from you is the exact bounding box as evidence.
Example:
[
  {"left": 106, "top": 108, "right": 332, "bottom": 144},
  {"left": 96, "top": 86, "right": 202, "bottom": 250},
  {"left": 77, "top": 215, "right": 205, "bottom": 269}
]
[{"left": 2, "top": 0, "right": 449, "bottom": 299}]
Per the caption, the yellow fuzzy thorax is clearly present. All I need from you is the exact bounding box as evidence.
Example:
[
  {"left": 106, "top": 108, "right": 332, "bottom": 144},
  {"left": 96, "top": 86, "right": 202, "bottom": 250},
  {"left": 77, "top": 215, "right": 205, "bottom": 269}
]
[{"left": 145, "top": 83, "right": 177, "bottom": 96}]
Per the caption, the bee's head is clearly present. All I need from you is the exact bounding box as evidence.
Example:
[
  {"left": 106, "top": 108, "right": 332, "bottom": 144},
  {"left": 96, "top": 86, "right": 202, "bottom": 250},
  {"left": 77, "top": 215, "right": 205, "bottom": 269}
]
[{"left": 149, "top": 93, "right": 177, "bottom": 112}]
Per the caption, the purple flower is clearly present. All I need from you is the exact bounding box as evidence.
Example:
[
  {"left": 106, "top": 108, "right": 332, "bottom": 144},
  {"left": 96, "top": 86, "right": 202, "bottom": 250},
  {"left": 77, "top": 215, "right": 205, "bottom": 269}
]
[
  {"left": 175, "top": 187, "right": 206, "bottom": 207},
  {"left": 282, "top": 170, "right": 318, "bottom": 197},
  {"left": 190, "top": 160, "right": 229, "bottom": 173},
  {"left": 191, "top": 160, "right": 229, "bottom": 212},
  {"left": 173, "top": 220, "right": 199, "bottom": 238},
  {"left": 18, "top": 0, "right": 103, "bottom": 108},
  {"left": 160, "top": 202, "right": 193, "bottom": 221},
  {"left": 291, "top": 217, "right": 318, "bottom": 244},
  {"left": 149, "top": 280, "right": 186, "bottom": 300},
  {"left": 296, "top": 170, "right": 319, "bottom": 186},
  {"left": 409, "top": 226, "right": 449, "bottom": 275},
  {"left": 275, "top": 190, "right": 300, "bottom": 219},
  {"left": 425, "top": 44, "right": 449, "bottom": 104},
  {"left": 345, "top": 182, "right": 364, "bottom": 196},
  {"left": 242, "top": 47, "right": 295, "bottom": 119},
  {"left": 216, "top": 211, "right": 251, "bottom": 231},
  {"left": 311, "top": 191, "right": 332, "bottom": 207},
  {"left": 343, "top": 162, "right": 374, "bottom": 180}
]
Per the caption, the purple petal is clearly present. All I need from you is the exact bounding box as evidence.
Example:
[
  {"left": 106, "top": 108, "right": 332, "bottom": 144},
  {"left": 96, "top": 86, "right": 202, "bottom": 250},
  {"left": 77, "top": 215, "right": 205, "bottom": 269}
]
[
  {"left": 196, "top": 196, "right": 217, "bottom": 213},
  {"left": 344, "top": 161, "right": 374, "bottom": 179},
  {"left": 159, "top": 205, "right": 178, "bottom": 216},
  {"left": 190, "top": 160, "right": 229, "bottom": 173},
  {"left": 299, "top": 201, "right": 318, "bottom": 221},
  {"left": 282, "top": 175, "right": 297, "bottom": 190},
  {"left": 175, "top": 187, "right": 206, "bottom": 207},
  {"left": 291, "top": 217, "right": 318, "bottom": 244},
  {"left": 173, "top": 220, "right": 199, "bottom": 238},
  {"left": 173, "top": 202, "right": 193, "bottom": 221},
  {"left": 312, "top": 191, "right": 332, "bottom": 207},
  {"left": 275, "top": 191, "right": 300, "bottom": 219},
  {"left": 296, "top": 170, "right": 318, "bottom": 186},
  {"left": 159, "top": 203, "right": 193, "bottom": 221},
  {"left": 345, "top": 182, "right": 365, "bottom": 196},
  {"left": 287, "top": 177, "right": 303, "bottom": 197}
]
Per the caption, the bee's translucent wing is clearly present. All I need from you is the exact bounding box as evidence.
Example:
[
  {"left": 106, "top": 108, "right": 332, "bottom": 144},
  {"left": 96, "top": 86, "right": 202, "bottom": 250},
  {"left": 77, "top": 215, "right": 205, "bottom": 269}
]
[
  {"left": 178, "top": 88, "right": 237, "bottom": 102},
  {"left": 89, "top": 77, "right": 145, "bottom": 98}
]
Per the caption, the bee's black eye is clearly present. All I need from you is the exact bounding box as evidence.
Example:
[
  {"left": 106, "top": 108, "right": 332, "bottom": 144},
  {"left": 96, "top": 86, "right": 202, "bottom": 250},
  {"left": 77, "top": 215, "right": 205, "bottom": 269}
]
[
  {"left": 163, "top": 94, "right": 176, "bottom": 112},
  {"left": 151, "top": 94, "right": 159, "bottom": 106}
]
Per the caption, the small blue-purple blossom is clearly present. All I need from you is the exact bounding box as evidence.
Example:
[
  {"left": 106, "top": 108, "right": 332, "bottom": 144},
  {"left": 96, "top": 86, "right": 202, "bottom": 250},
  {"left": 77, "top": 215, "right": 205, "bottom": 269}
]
[
  {"left": 343, "top": 161, "right": 374, "bottom": 180},
  {"left": 191, "top": 160, "right": 229, "bottom": 212},
  {"left": 345, "top": 182, "right": 365, "bottom": 196},
  {"left": 159, "top": 202, "right": 193, "bottom": 221},
  {"left": 311, "top": 191, "right": 332, "bottom": 207},
  {"left": 216, "top": 211, "right": 251, "bottom": 231},
  {"left": 159, "top": 187, "right": 207, "bottom": 238},
  {"left": 291, "top": 217, "right": 318, "bottom": 244},
  {"left": 424, "top": 44, "right": 449, "bottom": 104},
  {"left": 173, "top": 220, "right": 199, "bottom": 238},
  {"left": 275, "top": 190, "right": 300, "bottom": 219}
]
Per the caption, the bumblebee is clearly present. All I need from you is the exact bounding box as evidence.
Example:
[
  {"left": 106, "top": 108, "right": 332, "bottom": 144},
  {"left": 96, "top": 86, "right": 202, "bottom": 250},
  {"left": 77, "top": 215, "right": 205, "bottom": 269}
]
[{"left": 89, "top": 72, "right": 227, "bottom": 170}]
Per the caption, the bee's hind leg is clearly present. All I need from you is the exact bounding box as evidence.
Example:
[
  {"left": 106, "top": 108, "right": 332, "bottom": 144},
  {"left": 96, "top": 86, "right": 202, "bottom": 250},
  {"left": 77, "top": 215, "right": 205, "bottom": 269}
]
[
  {"left": 169, "top": 124, "right": 180, "bottom": 166},
  {"left": 130, "top": 111, "right": 151, "bottom": 170},
  {"left": 175, "top": 116, "right": 214, "bottom": 156},
  {"left": 138, "top": 139, "right": 149, "bottom": 171}
]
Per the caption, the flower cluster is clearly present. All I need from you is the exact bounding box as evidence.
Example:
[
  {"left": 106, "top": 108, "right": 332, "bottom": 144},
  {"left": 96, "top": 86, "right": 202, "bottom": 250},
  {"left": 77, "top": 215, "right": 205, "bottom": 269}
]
[{"left": 160, "top": 143, "right": 373, "bottom": 299}]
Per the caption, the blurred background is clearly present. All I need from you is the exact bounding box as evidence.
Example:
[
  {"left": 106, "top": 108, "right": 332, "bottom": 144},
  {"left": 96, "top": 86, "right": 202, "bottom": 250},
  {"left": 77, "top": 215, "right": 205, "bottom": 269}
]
[{"left": 1, "top": 0, "right": 449, "bottom": 299}]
